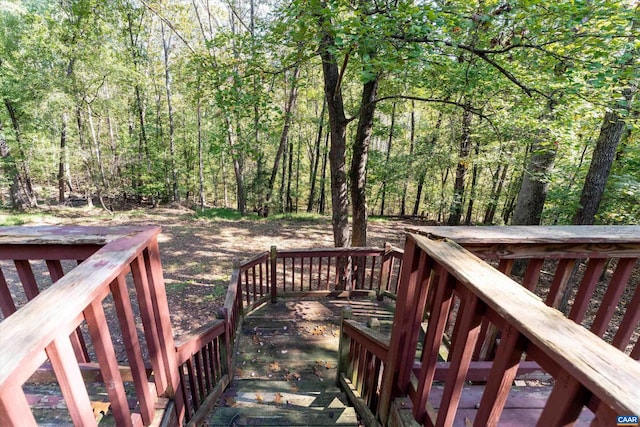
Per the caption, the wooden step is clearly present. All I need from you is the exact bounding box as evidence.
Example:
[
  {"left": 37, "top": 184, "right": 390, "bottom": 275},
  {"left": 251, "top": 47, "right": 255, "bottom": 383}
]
[{"left": 207, "top": 405, "right": 360, "bottom": 426}]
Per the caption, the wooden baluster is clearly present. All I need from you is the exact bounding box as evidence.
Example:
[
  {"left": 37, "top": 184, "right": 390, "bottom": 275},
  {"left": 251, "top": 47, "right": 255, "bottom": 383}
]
[
  {"left": 591, "top": 258, "right": 636, "bottom": 337},
  {"left": 523, "top": 258, "right": 544, "bottom": 292},
  {"left": 131, "top": 254, "right": 168, "bottom": 394},
  {"left": 47, "top": 335, "right": 98, "bottom": 426},
  {"left": 436, "top": 290, "right": 485, "bottom": 427},
  {"left": 612, "top": 276, "right": 640, "bottom": 352},
  {"left": 545, "top": 258, "right": 577, "bottom": 308},
  {"left": 336, "top": 306, "right": 353, "bottom": 384},
  {"left": 84, "top": 300, "right": 132, "bottom": 426},
  {"left": 202, "top": 343, "right": 212, "bottom": 393},
  {"left": 536, "top": 371, "right": 589, "bottom": 427},
  {"left": 568, "top": 258, "right": 607, "bottom": 323},
  {"left": 270, "top": 246, "right": 277, "bottom": 303},
  {"left": 46, "top": 259, "right": 90, "bottom": 363},
  {"left": 143, "top": 239, "right": 184, "bottom": 421},
  {"left": 259, "top": 261, "right": 264, "bottom": 298},
  {"left": 186, "top": 357, "right": 200, "bottom": 410},
  {"left": 473, "top": 323, "right": 527, "bottom": 427},
  {"left": 110, "top": 274, "right": 155, "bottom": 425},
  {"left": 14, "top": 260, "right": 39, "bottom": 300},
  {"left": 414, "top": 266, "right": 455, "bottom": 422},
  {"left": 631, "top": 339, "right": 640, "bottom": 360},
  {"left": 300, "top": 257, "right": 304, "bottom": 291},
  {"left": 194, "top": 351, "right": 205, "bottom": 403},
  {"left": 369, "top": 254, "right": 376, "bottom": 290},
  {"left": 0, "top": 382, "right": 37, "bottom": 426},
  {"left": 0, "top": 268, "right": 17, "bottom": 316},
  {"left": 252, "top": 266, "right": 257, "bottom": 302},
  {"left": 244, "top": 269, "right": 250, "bottom": 307},
  {"left": 178, "top": 364, "right": 193, "bottom": 422}
]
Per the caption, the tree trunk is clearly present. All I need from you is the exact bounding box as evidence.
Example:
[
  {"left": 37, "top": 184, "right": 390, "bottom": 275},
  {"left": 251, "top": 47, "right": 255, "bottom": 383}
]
[
  {"left": 58, "top": 113, "right": 68, "bottom": 203},
  {"left": 286, "top": 141, "right": 294, "bottom": 212},
  {"left": 307, "top": 99, "right": 326, "bottom": 213},
  {"left": 263, "top": 65, "right": 300, "bottom": 216},
  {"left": 379, "top": 102, "right": 396, "bottom": 217},
  {"left": 413, "top": 110, "right": 444, "bottom": 216},
  {"left": 0, "top": 120, "right": 25, "bottom": 208},
  {"left": 448, "top": 108, "right": 472, "bottom": 225},
  {"left": 319, "top": 132, "right": 329, "bottom": 215},
  {"left": 484, "top": 162, "right": 509, "bottom": 224},
  {"left": 350, "top": 78, "right": 379, "bottom": 246},
  {"left": 512, "top": 140, "right": 557, "bottom": 225},
  {"left": 4, "top": 99, "right": 37, "bottom": 207},
  {"left": 464, "top": 140, "right": 480, "bottom": 224},
  {"left": 225, "top": 116, "right": 246, "bottom": 214},
  {"left": 317, "top": 6, "right": 349, "bottom": 248},
  {"left": 401, "top": 103, "right": 415, "bottom": 217},
  {"left": 197, "top": 89, "right": 205, "bottom": 210},
  {"left": 161, "top": 22, "right": 179, "bottom": 202},
  {"left": 574, "top": 89, "right": 634, "bottom": 225}
]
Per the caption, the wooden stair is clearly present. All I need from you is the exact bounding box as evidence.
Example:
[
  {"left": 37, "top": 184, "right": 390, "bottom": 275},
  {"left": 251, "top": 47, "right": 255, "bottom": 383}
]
[{"left": 207, "top": 299, "right": 392, "bottom": 426}]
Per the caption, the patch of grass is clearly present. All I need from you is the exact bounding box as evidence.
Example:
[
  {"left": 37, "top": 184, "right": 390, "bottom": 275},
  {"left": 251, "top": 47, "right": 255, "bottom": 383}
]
[
  {"left": 0, "top": 211, "right": 51, "bottom": 226},
  {"left": 368, "top": 215, "right": 390, "bottom": 222},
  {"left": 195, "top": 207, "right": 258, "bottom": 221},
  {"left": 267, "top": 212, "right": 327, "bottom": 223},
  {"left": 166, "top": 281, "right": 190, "bottom": 292}
]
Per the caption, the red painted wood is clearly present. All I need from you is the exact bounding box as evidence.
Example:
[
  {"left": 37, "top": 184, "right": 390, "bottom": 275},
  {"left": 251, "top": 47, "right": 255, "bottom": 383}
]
[
  {"left": 537, "top": 370, "right": 589, "bottom": 427},
  {"left": 378, "top": 239, "right": 420, "bottom": 423},
  {"left": 632, "top": 339, "right": 640, "bottom": 360},
  {"left": 144, "top": 240, "right": 185, "bottom": 422},
  {"left": 545, "top": 258, "right": 576, "bottom": 308},
  {"left": 270, "top": 246, "right": 277, "bottom": 303},
  {"left": 110, "top": 274, "right": 155, "bottom": 425},
  {"left": 0, "top": 382, "right": 37, "bottom": 426},
  {"left": 14, "top": 260, "right": 39, "bottom": 300},
  {"left": 178, "top": 365, "right": 193, "bottom": 422},
  {"left": 568, "top": 258, "right": 607, "bottom": 323},
  {"left": 194, "top": 351, "right": 205, "bottom": 402},
  {"left": 590, "top": 258, "right": 636, "bottom": 336},
  {"left": 436, "top": 290, "right": 485, "bottom": 427},
  {"left": 414, "top": 265, "right": 455, "bottom": 424},
  {"left": 0, "top": 268, "right": 17, "bottom": 317},
  {"left": 473, "top": 324, "right": 526, "bottom": 427},
  {"left": 0, "top": 244, "right": 100, "bottom": 261},
  {"left": 46, "top": 259, "right": 90, "bottom": 363},
  {"left": 612, "top": 278, "right": 640, "bottom": 352},
  {"left": 46, "top": 336, "right": 98, "bottom": 426},
  {"left": 523, "top": 258, "right": 544, "bottom": 291},
  {"left": 84, "top": 300, "right": 132, "bottom": 427}
]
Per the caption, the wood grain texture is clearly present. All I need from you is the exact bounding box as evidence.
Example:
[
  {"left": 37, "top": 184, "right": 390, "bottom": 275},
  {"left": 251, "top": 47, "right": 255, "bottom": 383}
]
[{"left": 410, "top": 233, "right": 640, "bottom": 415}]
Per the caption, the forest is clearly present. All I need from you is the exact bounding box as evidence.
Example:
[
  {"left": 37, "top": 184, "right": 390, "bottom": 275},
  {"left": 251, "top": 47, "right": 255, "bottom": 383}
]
[{"left": 1, "top": 0, "right": 638, "bottom": 246}]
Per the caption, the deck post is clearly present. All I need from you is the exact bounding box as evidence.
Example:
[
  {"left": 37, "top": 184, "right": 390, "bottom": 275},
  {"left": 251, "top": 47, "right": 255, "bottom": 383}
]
[
  {"left": 377, "top": 243, "right": 392, "bottom": 301},
  {"left": 336, "top": 305, "right": 353, "bottom": 385},
  {"left": 270, "top": 246, "right": 277, "bottom": 303}
]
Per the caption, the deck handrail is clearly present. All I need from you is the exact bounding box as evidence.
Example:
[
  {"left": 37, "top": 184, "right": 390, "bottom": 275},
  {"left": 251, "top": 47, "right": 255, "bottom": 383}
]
[
  {"left": 0, "top": 226, "right": 182, "bottom": 426},
  {"left": 374, "top": 232, "right": 640, "bottom": 426}
]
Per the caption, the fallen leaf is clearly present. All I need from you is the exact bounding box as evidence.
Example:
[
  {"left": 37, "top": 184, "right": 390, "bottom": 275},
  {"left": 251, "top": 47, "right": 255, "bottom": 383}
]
[
  {"left": 256, "top": 393, "right": 264, "bottom": 404},
  {"left": 270, "top": 361, "right": 281, "bottom": 372},
  {"left": 274, "top": 392, "right": 283, "bottom": 405},
  {"left": 223, "top": 396, "right": 236, "bottom": 407}
]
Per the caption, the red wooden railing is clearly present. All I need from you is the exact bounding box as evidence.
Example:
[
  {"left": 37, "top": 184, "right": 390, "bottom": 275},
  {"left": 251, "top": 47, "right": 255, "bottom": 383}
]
[
  {"left": 337, "top": 226, "right": 640, "bottom": 426},
  {"left": 0, "top": 226, "right": 183, "bottom": 426},
  {"left": 234, "top": 244, "right": 403, "bottom": 312},
  {"left": 0, "top": 227, "right": 402, "bottom": 426}
]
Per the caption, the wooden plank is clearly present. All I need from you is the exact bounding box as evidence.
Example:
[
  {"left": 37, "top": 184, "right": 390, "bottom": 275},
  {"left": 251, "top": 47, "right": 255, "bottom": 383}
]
[
  {"left": 0, "top": 245, "right": 101, "bottom": 261},
  {"left": 407, "top": 225, "right": 640, "bottom": 245},
  {"left": 409, "top": 233, "right": 640, "bottom": 415},
  {"left": 436, "top": 290, "right": 484, "bottom": 427},
  {"left": 84, "top": 300, "right": 132, "bottom": 427},
  {"left": 0, "top": 227, "right": 160, "bottom": 392},
  {"left": 414, "top": 266, "right": 455, "bottom": 424},
  {"left": 174, "top": 319, "right": 226, "bottom": 364},
  {"left": 0, "top": 381, "right": 37, "bottom": 426},
  {"left": 568, "top": 258, "right": 607, "bottom": 323},
  {"left": 46, "top": 335, "right": 98, "bottom": 426},
  {"left": 545, "top": 258, "right": 576, "bottom": 308},
  {"left": 590, "top": 258, "right": 636, "bottom": 336},
  {"left": 0, "top": 267, "right": 17, "bottom": 317},
  {"left": 0, "top": 225, "right": 156, "bottom": 245},
  {"left": 536, "top": 370, "right": 590, "bottom": 427},
  {"left": 110, "top": 274, "right": 156, "bottom": 426},
  {"left": 612, "top": 278, "right": 640, "bottom": 351},
  {"left": 14, "top": 260, "right": 39, "bottom": 300},
  {"left": 473, "top": 324, "right": 526, "bottom": 427}
]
